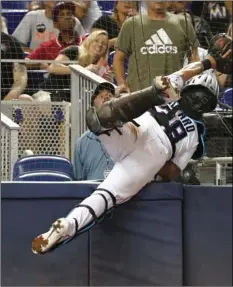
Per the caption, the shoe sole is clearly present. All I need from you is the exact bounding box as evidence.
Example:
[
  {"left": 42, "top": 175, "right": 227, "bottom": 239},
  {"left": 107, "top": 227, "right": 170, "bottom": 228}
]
[{"left": 32, "top": 219, "right": 69, "bottom": 254}]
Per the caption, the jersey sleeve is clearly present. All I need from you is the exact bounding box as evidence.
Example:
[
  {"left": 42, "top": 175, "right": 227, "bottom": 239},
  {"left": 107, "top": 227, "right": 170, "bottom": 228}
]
[{"left": 59, "top": 46, "right": 79, "bottom": 61}]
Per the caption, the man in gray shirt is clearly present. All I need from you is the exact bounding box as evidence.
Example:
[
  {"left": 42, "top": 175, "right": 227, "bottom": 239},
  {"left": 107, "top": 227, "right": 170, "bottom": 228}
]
[{"left": 74, "top": 82, "right": 115, "bottom": 181}]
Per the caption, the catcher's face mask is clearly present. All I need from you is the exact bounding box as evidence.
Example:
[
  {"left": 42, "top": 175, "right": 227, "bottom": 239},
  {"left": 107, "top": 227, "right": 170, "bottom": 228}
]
[{"left": 179, "top": 86, "right": 217, "bottom": 120}]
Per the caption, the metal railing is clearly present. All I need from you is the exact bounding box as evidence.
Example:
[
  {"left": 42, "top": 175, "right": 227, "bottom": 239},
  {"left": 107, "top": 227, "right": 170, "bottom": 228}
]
[
  {"left": 190, "top": 156, "right": 232, "bottom": 186},
  {"left": 70, "top": 64, "right": 116, "bottom": 161},
  {"left": 1, "top": 113, "right": 20, "bottom": 181}
]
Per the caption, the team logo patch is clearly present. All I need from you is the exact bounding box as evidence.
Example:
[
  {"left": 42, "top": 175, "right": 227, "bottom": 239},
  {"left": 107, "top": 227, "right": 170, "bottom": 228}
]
[{"left": 36, "top": 23, "right": 46, "bottom": 33}]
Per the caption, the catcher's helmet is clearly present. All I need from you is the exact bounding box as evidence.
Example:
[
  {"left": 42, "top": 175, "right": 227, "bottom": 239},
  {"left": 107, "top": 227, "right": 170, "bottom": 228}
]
[
  {"left": 91, "top": 82, "right": 115, "bottom": 106},
  {"left": 179, "top": 72, "right": 219, "bottom": 120},
  {"left": 52, "top": 1, "right": 76, "bottom": 22}
]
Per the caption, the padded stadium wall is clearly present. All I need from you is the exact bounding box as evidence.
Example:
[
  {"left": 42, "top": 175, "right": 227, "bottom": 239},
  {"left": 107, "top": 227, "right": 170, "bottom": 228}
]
[{"left": 1, "top": 182, "right": 232, "bottom": 286}]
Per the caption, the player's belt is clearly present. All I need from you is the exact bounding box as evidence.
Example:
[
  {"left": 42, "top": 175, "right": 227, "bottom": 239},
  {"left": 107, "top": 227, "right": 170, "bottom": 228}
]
[{"left": 149, "top": 108, "right": 176, "bottom": 159}]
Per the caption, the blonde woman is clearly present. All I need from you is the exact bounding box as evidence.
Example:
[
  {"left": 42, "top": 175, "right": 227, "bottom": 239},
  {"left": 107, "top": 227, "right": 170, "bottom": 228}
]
[{"left": 48, "top": 30, "right": 113, "bottom": 82}]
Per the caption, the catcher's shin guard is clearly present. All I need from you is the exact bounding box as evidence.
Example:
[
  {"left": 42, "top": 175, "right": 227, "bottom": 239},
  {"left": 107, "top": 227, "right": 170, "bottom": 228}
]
[
  {"left": 58, "top": 188, "right": 117, "bottom": 248},
  {"left": 86, "top": 84, "right": 164, "bottom": 135}
]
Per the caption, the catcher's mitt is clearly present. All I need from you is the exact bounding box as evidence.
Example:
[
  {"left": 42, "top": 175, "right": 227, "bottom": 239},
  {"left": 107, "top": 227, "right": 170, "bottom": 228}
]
[{"left": 208, "top": 33, "right": 232, "bottom": 74}]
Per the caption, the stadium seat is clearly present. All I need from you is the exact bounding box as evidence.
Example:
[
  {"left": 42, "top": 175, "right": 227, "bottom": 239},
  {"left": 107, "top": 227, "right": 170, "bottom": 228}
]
[
  {"left": 1, "top": 1, "right": 29, "bottom": 9},
  {"left": 108, "top": 51, "right": 128, "bottom": 71},
  {"left": 1, "top": 9, "right": 27, "bottom": 34},
  {"left": 13, "top": 155, "right": 75, "bottom": 180},
  {"left": 223, "top": 88, "right": 232, "bottom": 107},
  {"left": 97, "top": 1, "right": 114, "bottom": 11},
  {"left": 14, "top": 171, "right": 73, "bottom": 181}
]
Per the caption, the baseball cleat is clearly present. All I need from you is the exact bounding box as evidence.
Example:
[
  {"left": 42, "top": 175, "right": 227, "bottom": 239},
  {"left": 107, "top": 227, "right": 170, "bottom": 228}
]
[{"left": 32, "top": 218, "right": 72, "bottom": 254}]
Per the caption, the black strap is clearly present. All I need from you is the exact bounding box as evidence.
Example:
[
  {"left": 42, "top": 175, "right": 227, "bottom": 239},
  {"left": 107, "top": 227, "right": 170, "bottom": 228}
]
[
  {"left": 96, "top": 188, "right": 116, "bottom": 208},
  {"left": 77, "top": 204, "right": 98, "bottom": 222},
  {"left": 92, "top": 193, "right": 108, "bottom": 212},
  {"left": 131, "top": 120, "right": 140, "bottom": 127}
]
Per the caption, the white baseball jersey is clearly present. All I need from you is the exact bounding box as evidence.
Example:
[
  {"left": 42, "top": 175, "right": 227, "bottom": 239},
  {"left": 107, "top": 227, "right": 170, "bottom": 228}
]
[{"left": 96, "top": 101, "right": 199, "bottom": 206}]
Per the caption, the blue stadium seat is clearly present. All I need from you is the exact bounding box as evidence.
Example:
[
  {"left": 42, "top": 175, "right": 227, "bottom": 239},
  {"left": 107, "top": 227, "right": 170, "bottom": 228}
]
[
  {"left": 108, "top": 51, "right": 128, "bottom": 71},
  {"left": 13, "top": 155, "right": 75, "bottom": 180},
  {"left": 223, "top": 88, "right": 232, "bottom": 107},
  {"left": 14, "top": 171, "right": 73, "bottom": 181},
  {"left": 97, "top": 1, "right": 114, "bottom": 12},
  {"left": 1, "top": 1, "right": 29, "bottom": 9},
  {"left": 1, "top": 9, "right": 27, "bottom": 34}
]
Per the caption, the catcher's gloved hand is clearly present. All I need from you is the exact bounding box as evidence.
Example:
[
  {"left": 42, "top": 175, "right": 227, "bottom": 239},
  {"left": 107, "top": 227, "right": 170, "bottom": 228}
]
[{"left": 208, "top": 33, "right": 232, "bottom": 74}]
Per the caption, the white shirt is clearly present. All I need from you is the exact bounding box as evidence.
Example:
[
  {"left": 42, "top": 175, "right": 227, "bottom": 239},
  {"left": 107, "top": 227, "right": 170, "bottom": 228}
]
[
  {"left": 12, "top": 9, "right": 86, "bottom": 50},
  {"left": 80, "top": 1, "right": 102, "bottom": 32}
]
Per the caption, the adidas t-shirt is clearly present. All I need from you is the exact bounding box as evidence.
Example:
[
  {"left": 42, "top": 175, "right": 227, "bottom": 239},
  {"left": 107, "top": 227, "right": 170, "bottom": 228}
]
[{"left": 116, "top": 13, "right": 199, "bottom": 92}]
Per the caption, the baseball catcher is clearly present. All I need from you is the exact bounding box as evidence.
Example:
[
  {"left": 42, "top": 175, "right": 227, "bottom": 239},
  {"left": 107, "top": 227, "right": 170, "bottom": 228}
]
[{"left": 32, "top": 33, "right": 232, "bottom": 254}]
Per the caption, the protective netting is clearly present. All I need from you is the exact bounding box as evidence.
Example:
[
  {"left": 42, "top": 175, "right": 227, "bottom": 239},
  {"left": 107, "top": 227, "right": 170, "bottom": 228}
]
[
  {"left": 1, "top": 1, "right": 232, "bottom": 184},
  {"left": 1, "top": 101, "right": 70, "bottom": 158}
]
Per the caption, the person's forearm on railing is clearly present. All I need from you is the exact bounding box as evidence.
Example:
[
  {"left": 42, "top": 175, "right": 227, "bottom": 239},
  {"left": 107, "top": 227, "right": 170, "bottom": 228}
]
[
  {"left": 47, "top": 54, "right": 72, "bottom": 75},
  {"left": 47, "top": 63, "right": 71, "bottom": 75},
  {"left": 3, "top": 63, "right": 28, "bottom": 101}
]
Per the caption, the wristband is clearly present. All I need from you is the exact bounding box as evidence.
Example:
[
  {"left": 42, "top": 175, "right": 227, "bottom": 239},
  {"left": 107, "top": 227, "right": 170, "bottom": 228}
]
[{"left": 201, "top": 59, "right": 212, "bottom": 71}]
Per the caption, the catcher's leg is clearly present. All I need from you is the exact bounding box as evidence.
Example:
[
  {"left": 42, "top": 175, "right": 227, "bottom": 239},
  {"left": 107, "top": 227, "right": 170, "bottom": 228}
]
[
  {"left": 86, "top": 83, "right": 167, "bottom": 135},
  {"left": 32, "top": 127, "right": 170, "bottom": 254}
]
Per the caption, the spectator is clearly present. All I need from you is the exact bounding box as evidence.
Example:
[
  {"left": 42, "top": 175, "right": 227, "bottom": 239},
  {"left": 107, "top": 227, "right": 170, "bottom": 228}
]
[
  {"left": 74, "top": 0, "right": 102, "bottom": 33},
  {"left": 74, "top": 82, "right": 115, "bottom": 180},
  {"left": 12, "top": 1, "right": 85, "bottom": 52},
  {"left": 92, "top": 1, "right": 139, "bottom": 49},
  {"left": 171, "top": 1, "right": 213, "bottom": 49},
  {"left": 26, "top": 1, "right": 84, "bottom": 70},
  {"left": 113, "top": 1, "right": 199, "bottom": 93},
  {"left": 37, "top": 30, "right": 111, "bottom": 102},
  {"left": 48, "top": 30, "right": 112, "bottom": 80},
  {"left": 1, "top": 32, "right": 28, "bottom": 101}
]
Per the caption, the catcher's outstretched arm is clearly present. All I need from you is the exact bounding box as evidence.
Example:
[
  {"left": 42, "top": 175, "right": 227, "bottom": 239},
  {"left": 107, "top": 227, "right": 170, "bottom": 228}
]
[
  {"left": 175, "top": 33, "right": 232, "bottom": 82},
  {"left": 174, "top": 56, "right": 216, "bottom": 82}
]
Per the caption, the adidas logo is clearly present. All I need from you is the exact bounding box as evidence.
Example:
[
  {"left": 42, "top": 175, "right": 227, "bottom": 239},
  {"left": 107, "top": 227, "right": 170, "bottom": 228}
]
[{"left": 140, "top": 28, "right": 178, "bottom": 55}]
